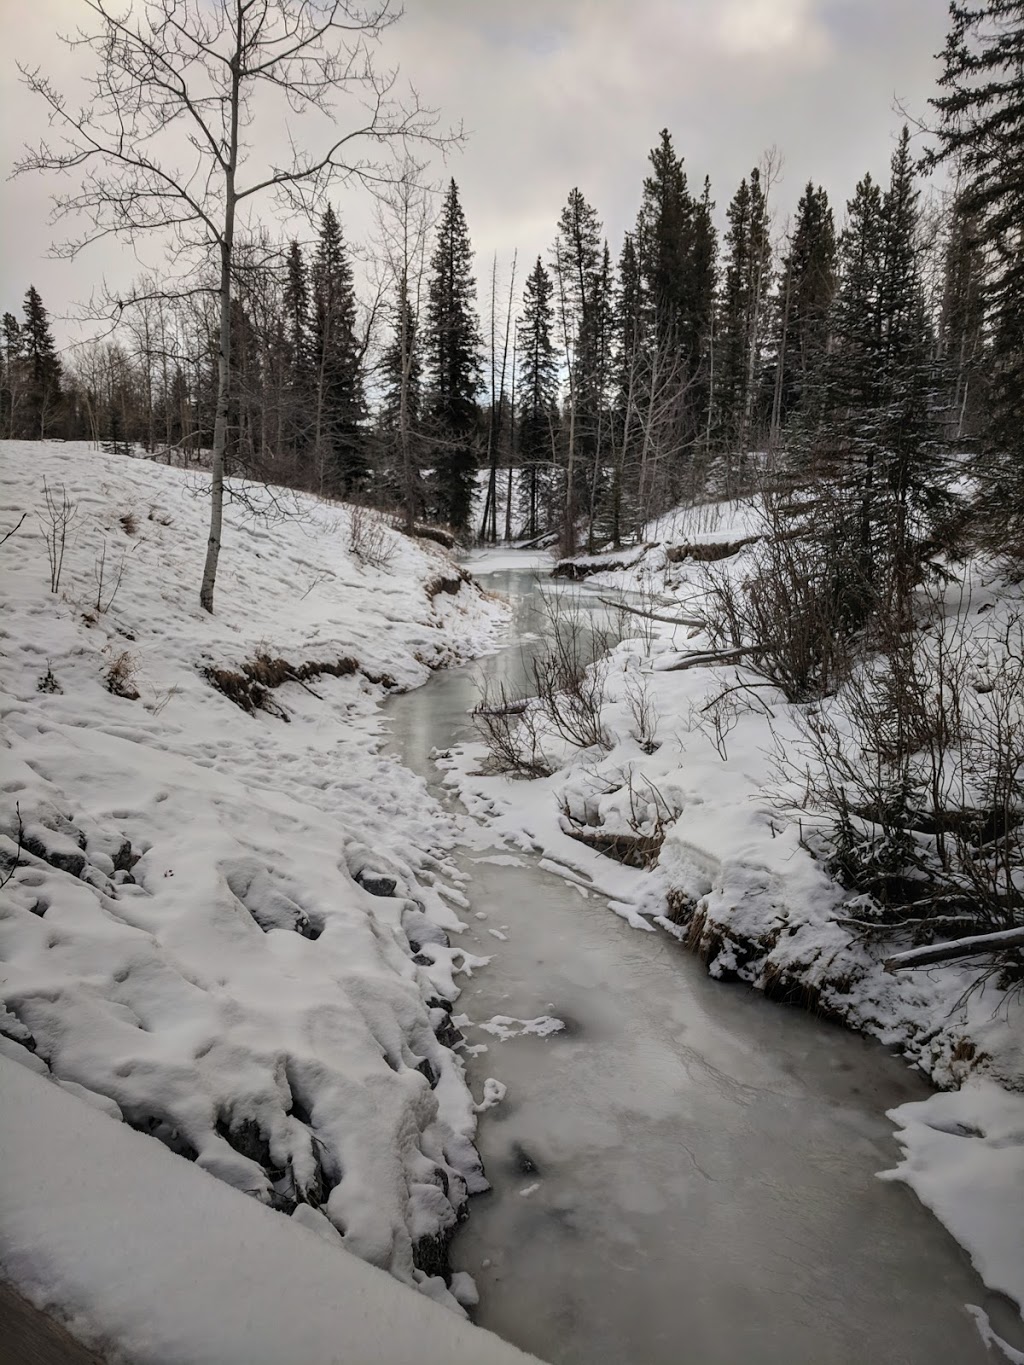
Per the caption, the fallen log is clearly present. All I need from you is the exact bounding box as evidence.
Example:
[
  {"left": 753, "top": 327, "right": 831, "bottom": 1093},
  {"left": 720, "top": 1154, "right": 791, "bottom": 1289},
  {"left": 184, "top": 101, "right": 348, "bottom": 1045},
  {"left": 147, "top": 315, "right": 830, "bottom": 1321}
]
[
  {"left": 658, "top": 643, "right": 772, "bottom": 673},
  {"left": 597, "top": 597, "right": 706, "bottom": 629},
  {"left": 884, "top": 925, "right": 1024, "bottom": 971}
]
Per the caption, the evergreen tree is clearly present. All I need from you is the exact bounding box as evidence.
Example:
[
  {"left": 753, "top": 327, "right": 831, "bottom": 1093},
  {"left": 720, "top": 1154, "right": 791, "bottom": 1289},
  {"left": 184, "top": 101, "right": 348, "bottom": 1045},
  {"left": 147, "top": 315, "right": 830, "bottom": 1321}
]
[
  {"left": 516, "top": 256, "right": 559, "bottom": 538},
  {"left": 551, "top": 187, "right": 604, "bottom": 546},
  {"left": 824, "top": 135, "right": 944, "bottom": 610},
  {"left": 876, "top": 127, "right": 945, "bottom": 579},
  {"left": 282, "top": 239, "right": 312, "bottom": 466},
  {"left": 929, "top": 0, "right": 1024, "bottom": 529},
  {"left": 423, "top": 179, "right": 483, "bottom": 530},
  {"left": 1, "top": 312, "right": 23, "bottom": 439},
  {"left": 715, "top": 169, "right": 771, "bottom": 465},
  {"left": 771, "top": 182, "right": 836, "bottom": 434},
  {"left": 378, "top": 284, "right": 425, "bottom": 523},
  {"left": 636, "top": 130, "right": 694, "bottom": 346},
  {"left": 937, "top": 199, "right": 987, "bottom": 441},
  {"left": 690, "top": 176, "right": 718, "bottom": 444},
  {"left": 21, "top": 286, "right": 62, "bottom": 439},
  {"left": 310, "top": 206, "right": 367, "bottom": 495}
]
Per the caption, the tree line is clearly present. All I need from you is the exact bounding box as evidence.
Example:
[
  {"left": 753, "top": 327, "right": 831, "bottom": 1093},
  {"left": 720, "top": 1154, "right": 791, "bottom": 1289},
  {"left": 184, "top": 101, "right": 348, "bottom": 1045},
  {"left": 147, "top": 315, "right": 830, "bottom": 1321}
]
[{"left": 7, "top": 2, "right": 1021, "bottom": 590}]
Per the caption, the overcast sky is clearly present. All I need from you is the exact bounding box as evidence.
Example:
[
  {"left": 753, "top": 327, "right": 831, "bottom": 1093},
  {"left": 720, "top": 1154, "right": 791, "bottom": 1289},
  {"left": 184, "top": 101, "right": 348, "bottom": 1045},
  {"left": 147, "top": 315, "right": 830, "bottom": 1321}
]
[{"left": 1, "top": 0, "right": 950, "bottom": 348}]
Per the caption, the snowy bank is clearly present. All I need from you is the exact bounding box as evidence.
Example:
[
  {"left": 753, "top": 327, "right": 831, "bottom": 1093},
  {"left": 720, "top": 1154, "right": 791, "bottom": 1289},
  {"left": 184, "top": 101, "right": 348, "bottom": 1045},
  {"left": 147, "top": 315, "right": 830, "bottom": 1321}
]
[
  {"left": 0, "top": 1053, "right": 542, "bottom": 1364},
  {"left": 0, "top": 441, "right": 510, "bottom": 1331}
]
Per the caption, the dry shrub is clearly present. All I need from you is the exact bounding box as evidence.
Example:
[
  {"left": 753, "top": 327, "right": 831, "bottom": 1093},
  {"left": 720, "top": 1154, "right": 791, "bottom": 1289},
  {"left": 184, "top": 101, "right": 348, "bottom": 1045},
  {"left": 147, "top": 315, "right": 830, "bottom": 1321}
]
[
  {"left": 105, "top": 650, "right": 140, "bottom": 700},
  {"left": 473, "top": 593, "right": 621, "bottom": 774},
  {"left": 347, "top": 503, "right": 396, "bottom": 570},
  {"left": 779, "top": 592, "right": 1024, "bottom": 977}
]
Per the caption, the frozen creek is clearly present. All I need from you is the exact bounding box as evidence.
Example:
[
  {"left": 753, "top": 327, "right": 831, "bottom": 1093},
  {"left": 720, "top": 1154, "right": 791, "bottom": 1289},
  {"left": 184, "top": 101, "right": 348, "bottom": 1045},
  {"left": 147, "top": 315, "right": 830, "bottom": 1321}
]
[{"left": 384, "top": 564, "right": 1018, "bottom": 1365}]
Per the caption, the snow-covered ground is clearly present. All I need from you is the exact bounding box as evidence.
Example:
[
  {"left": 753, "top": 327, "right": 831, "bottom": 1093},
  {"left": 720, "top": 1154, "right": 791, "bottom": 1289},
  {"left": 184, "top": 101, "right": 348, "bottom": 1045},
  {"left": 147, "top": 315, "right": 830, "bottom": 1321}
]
[
  {"left": 0, "top": 441, "right": 523, "bottom": 1347},
  {"left": 0, "top": 1051, "right": 543, "bottom": 1365},
  {"left": 440, "top": 498, "right": 1024, "bottom": 1327}
]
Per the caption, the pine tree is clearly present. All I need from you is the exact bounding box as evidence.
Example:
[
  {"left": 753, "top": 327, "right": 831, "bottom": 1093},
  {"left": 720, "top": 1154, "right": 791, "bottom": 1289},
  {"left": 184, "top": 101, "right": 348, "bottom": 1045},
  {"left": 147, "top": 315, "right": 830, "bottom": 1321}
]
[
  {"left": 516, "top": 256, "right": 559, "bottom": 538},
  {"left": 21, "top": 286, "right": 62, "bottom": 439},
  {"left": 423, "top": 179, "right": 483, "bottom": 530},
  {"left": 310, "top": 206, "right": 366, "bottom": 495},
  {"left": 929, "top": 0, "right": 1024, "bottom": 530}
]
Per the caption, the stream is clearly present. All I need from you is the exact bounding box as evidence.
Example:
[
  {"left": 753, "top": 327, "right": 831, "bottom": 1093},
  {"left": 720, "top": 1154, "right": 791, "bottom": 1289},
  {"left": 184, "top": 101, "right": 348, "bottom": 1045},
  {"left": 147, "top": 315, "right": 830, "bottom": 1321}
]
[{"left": 384, "top": 562, "right": 1018, "bottom": 1365}]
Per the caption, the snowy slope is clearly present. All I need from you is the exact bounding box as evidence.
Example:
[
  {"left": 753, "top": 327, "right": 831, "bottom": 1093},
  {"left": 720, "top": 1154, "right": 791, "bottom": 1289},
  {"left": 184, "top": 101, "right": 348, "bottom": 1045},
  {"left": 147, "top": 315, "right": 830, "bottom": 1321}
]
[
  {"left": 0, "top": 1052, "right": 542, "bottom": 1365},
  {"left": 0, "top": 442, "right": 509, "bottom": 1319}
]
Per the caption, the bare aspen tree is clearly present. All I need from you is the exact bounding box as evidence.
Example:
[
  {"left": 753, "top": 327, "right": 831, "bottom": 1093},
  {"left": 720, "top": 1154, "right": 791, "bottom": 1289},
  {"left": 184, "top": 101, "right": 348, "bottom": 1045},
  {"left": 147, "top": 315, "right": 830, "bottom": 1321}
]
[
  {"left": 16, "top": 0, "right": 453, "bottom": 612},
  {"left": 373, "top": 164, "right": 434, "bottom": 529}
]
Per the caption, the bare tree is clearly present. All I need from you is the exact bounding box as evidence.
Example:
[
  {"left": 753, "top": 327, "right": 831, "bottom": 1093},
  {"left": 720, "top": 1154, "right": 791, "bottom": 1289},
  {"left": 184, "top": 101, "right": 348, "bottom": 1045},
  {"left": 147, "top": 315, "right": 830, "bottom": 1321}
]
[
  {"left": 16, "top": 0, "right": 455, "bottom": 612},
  {"left": 371, "top": 162, "right": 435, "bottom": 529}
]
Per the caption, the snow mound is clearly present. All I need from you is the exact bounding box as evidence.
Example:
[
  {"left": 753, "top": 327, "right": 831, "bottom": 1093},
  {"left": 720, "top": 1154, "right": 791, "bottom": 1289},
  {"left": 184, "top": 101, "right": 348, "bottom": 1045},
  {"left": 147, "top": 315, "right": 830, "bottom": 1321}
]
[{"left": 0, "top": 442, "right": 507, "bottom": 1301}]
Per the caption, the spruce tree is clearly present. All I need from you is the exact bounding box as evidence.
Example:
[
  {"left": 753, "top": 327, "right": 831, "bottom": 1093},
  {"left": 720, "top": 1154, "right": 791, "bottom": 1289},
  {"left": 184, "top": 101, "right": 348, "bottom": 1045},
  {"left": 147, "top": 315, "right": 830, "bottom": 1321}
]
[
  {"left": 876, "top": 127, "right": 945, "bottom": 583},
  {"left": 551, "top": 187, "right": 603, "bottom": 546},
  {"left": 516, "top": 256, "right": 559, "bottom": 538},
  {"left": 378, "top": 284, "right": 425, "bottom": 524},
  {"left": 310, "top": 206, "right": 366, "bottom": 495},
  {"left": 423, "top": 179, "right": 483, "bottom": 530},
  {"left": 771, "top": 182, "right": 836, "bottom": 436},
  {"left": 21, "top": 286, "right": 62, "bottom": 439},
  {"left": 715, "top": 170, "right": 771, "bottom": 468},
  {"left": 1, "top": 312, "right": 23, "bottom": 439},
  {"left": 929, "top": 0, "right": 1024, "bottom": 532},
  {"left": 938, "top": 200, "right": 987, "bottom": 441},
  {"left": 637, "top": 130, "right": 694, "bottom": 346},
  {"left": 283, "top": 240, "right": 312, "bottom": 468}
]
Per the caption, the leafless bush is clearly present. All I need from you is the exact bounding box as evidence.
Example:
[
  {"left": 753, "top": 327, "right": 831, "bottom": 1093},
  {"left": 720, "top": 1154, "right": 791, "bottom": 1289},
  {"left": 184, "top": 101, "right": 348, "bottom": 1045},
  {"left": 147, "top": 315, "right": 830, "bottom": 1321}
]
[
  {"left": 623, "top": 769, "right": 678, "bottom": 850},
  {"left": 93, "top": 539, "right": 133, "bottom": 613},
  {"left": 777, "top": 594, "right": 1024, "bottom": 979},
  {"left": 689, "top": 677, "right": 777, "bottom": 762},
  {"left": 529, "top": 593, "right": 616, "bottom": 753},
  {"left": 623, "top": 672, "right": 660, "bottom": 753},
  {"left": 473, "top": 592, "right": 622, "bottom": 773},
  {"left": 39, "top": 479, "right": 77, "bottom": 594},
  {"left": 104, "top": 650, "right": 140, "bottom": 700},
  {"left": 119, "top": 509, "right": 139, "bottom": 536},
  {"left": 473, "top": 680, "right": 551, "bottom": 778},
  {"left": 701, "top": 497, "right": 858, "bottom": 703},
  {"left": 347, "top": 503, "right": 396, "bottom": 570}
]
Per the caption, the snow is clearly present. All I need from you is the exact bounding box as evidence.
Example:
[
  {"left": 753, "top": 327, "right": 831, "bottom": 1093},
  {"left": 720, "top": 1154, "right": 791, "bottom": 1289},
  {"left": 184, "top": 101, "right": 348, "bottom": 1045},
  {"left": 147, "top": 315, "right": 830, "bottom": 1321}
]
[
  {"left": 0, "top": 441, "right": 516, "bottom": 1335},
  {"left": 0, "top": 1052, "right": 542, "bottom": 1364},
  {"left": 881, "top": 1081, "right": 1024, "bottom": 1317}
]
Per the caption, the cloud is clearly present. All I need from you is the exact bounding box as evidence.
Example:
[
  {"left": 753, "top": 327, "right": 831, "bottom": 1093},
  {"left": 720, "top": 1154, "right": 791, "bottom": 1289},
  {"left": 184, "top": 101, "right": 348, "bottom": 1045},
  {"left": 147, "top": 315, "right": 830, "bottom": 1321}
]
[{"left": 0, "top": 0, "right": 949, "bottom": 345}]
